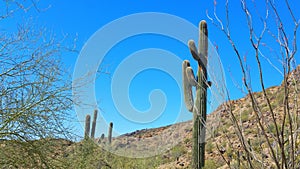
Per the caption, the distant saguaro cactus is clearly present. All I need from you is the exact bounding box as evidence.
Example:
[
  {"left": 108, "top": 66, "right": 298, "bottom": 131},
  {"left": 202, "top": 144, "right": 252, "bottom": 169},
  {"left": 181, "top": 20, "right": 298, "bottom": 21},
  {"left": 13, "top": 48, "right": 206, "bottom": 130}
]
[
  {"left": 183, "top": 20, "right": 208, "bottom": 169},
  {"left": 108, "top": 122, "right": 113, "bottom": 144},
  {"left": 98, "top": 134, "right": 105, "bottom": 144},
  {"left": 100, "top": 133, "right": 105, "bottom": 140},
  {"left": 85, "top": 115, "right": 91, "bottom": 139},
  {"left": 91, "top": 110, "right": 98, "bottom": 139}
]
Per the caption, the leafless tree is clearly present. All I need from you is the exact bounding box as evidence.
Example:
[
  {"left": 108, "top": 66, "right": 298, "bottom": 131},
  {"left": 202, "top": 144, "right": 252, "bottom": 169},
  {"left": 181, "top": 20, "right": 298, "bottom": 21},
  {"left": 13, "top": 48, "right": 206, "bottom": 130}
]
[
  {"left": 0, "top": 1, "right": 76, "bottom": 168},
  {"left": 207, "top": 0, "right": 300, "bottom": 168}
]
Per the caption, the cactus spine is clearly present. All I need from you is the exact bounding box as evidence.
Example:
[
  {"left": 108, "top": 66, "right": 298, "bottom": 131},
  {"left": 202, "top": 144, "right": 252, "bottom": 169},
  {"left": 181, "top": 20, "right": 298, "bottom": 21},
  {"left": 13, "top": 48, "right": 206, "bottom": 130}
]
[
  {"left": 91, "top": 110, "right": 98, "bottom": 139},
  {"left": 108, "top": 122, "right": 113, "bottom": 144},
  {"left": 183, "top": 20, "right": 208, "bottom": 169},
  {"left": 84, "top": 114, "right": 91, "bottom": 139}
]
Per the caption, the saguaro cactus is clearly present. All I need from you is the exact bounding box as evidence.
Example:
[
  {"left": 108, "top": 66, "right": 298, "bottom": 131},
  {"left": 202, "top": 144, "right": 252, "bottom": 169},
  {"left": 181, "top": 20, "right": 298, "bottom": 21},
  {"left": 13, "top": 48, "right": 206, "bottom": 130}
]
[
  {"left": 183, "top": 20, "right": 208, "bottom": 169},
  {"left": 108, "top": 122, "right": 113, "bottom": 144},
  {"left": 91, "top": 110, "right": 98, "bottom": 139},
  {"left": 100, "top": 133, "right": 105, "bottom": 140},
  {"left": 85, "top": 114, "right": 91, "bottom": 139},
  {"left": 98, "top": 134, "right": 105, "bottom": 144}
]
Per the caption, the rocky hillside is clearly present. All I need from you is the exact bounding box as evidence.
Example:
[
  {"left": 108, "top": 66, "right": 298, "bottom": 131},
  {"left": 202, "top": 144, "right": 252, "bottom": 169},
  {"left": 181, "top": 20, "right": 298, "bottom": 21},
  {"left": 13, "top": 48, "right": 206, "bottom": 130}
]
[
  {"left": 1, "top": 67, "right": 299, "bottom": 168},
  {"left": 102, "top": 65, "right": 300, "bottom": 168},
  {"left": 85, "top": 64, "right": 298, "bottom": 168}
]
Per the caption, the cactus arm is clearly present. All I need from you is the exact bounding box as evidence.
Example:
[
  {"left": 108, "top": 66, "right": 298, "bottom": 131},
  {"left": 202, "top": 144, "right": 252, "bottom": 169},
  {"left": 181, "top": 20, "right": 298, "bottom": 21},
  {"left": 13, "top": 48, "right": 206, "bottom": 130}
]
[
  {"left": 183, "top": 60, "right": 194, "bottom": 112},
  {"left": 186, "top": 67, "right": 198, "bottom": 86},
  {"left": 188, "top": 40, "right": 201, "bottom": 62}
]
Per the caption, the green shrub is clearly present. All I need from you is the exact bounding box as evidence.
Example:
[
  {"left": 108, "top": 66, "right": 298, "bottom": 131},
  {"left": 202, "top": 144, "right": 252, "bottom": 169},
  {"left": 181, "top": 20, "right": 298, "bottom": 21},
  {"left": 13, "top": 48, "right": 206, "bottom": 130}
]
[
  {"left": 206, "top": 142, "right": 214, "bottom": 153},
  {"left": 171, "top": 145, "right": 186, "bottom": 161},
  {"left": 241, "top": 111, "right": 250, "bottom": 123},
  {"left": 184, "top": 138, "right": 191, "bottom": 144},
  {"left": 203, "top": 159, "right": 221, "bottom": 169}
]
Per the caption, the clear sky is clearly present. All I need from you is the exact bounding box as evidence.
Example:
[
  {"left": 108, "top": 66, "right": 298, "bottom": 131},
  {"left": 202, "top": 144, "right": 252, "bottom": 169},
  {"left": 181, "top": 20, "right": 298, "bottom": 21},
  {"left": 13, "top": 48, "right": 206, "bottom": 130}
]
[{"left": 3, "top": 0, "right": 299, "bottom": 139}]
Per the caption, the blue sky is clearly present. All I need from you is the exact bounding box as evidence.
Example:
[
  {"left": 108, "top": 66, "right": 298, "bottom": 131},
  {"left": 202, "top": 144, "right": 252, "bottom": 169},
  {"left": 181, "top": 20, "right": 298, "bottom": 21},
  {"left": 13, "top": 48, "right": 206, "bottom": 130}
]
[{"left": 3, "top": 0, "right": 299, "bottom": 138}]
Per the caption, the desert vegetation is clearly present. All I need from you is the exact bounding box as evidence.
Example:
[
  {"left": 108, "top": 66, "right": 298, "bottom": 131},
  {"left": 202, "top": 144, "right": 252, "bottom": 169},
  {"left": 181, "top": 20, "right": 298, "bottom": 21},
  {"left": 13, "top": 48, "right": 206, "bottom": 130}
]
[{"left": 0, "top": 0, "right": 299, "bottom": 169}]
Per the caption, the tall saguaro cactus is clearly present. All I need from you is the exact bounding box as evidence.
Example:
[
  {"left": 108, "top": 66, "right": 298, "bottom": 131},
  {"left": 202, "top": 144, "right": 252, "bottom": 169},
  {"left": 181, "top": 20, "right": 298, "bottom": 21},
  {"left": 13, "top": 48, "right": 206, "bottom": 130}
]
[
  {"left": 91, "top": 110, "right": 98, "bottom": 139},
  {"left": 85, "top": 114, "right": 91, "bottom": 139},
  {"left": 108, "top": 122, "right": 113, "bottom": 144},
  {"left": 183, "top": 20, "right": 208, "bottom": 169}
]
